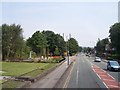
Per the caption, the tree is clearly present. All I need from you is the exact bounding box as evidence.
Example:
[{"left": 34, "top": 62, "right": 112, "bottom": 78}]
[
  {"left": 42, "top": 30, "right": 56, "bottom": 55},
  {"left": 67, "top": 38, "right": 79, "bottom": 56},
  {"left": 95, "top": 38, "right": 110, "bottom": 57},
  {"left": 0, "top": 26, "right": 2, "bottom": 61},
  {"left": 27, "top": 31, "right": 48, "bottom": 60},
  {"left": 109, "top": 22, "right": 120, "bottom": 55},
  {"left": 42, "top": 31, "right": 66, "bottom": 56},
  {"left": 54, "top": 34, "right": 66, "bottom": 55},
  {"left": 2, "top": 24, "right": 24, "bottom": 60}
]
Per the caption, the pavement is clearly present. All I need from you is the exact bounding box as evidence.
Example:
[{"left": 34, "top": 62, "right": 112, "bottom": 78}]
[{"left": 29, "top": 56, "right": 75, "bottom": 88}]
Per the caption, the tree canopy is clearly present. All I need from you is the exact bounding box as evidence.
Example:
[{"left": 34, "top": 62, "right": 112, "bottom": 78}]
[
  {"left": 2, "top": 24, "right": 29, "bottom": 60},
  {"left": 67, "top": 38, "right": 79, "bottom": 55},
  {"left": 27, "top": 31, "right": 48, "bottom": 56},
  {"left": 109, "top": 22, "right": 120, "bottom": 54}
]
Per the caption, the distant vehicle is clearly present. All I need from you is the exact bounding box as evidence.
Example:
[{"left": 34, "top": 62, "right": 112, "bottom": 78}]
[
  {"left": 107, "top": 60, "right": 120, "bottom": 71},
  {"left": 86, "top": 54, "right": 90, "bottom": 57},
  {"left": 94, "top": 57, "right": 101, "bottom": 62}
]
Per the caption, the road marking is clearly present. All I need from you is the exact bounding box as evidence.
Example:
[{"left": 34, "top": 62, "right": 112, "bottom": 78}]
[
  {"left": 107, "top": 73, "right": 116, "bottom": 80},
  {"left": 108, "top": 85, "right": 120, "bottom": 88},
  {"left": 76, "top": 70, "right": 79, "bottom": 86},
  {"left": 63, "top": 62, "right": 75, "bottom": 88},
  {"left": 92, "top": 66, "right": 108, "bottom": 88},
  {"left": 103, "top": 79, "right": 115, "bottom": 82},
  {"left": 92, "top": 64, "right": 120, "bottom": 89},
  {"left": 103, "top": 81, "right": 109, "bottom": 88}
]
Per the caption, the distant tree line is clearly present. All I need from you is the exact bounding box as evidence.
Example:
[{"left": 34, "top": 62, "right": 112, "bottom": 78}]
[{"left": 1, "top": 24, "right": 80, "bottom": 61}]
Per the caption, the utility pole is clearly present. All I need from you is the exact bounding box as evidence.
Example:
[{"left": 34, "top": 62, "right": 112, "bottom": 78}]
[{"left": 66, "top": 35, "right": 69, "bottom": 65}]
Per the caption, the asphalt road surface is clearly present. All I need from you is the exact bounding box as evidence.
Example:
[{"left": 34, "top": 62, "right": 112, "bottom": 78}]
[
  {"left": 28, "top": 53, "right": 120, "bottom": 89},
  {"left": 64, "top": 53, "right": 120, "bottom": 89},
  {"left": 65, "top": 53, "right": 103, "bottom": 88},
  {"left": 87, "top": 56, "right": 120, "bottom": 82}
]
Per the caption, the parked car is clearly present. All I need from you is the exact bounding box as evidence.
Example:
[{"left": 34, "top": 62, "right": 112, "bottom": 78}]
[
  {"left": 94, "top": 57, "right": 101, "bottom": 62},
  {"left": 107, "top": 60, "right": 120, "bottom": 71}
]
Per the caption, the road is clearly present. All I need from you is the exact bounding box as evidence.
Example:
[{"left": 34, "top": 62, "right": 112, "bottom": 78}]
[
  {"left": 29, "top": 59, "right": 69, "bottom": 88},
  {"left": 63, "top": 53, "right": 120, "bottom": 89},
  {"left": 28, "top": 53, "right": 120, "bottom": 89},
  {"left": 88, "top": 56, "right": 120, "bottom": 82}
]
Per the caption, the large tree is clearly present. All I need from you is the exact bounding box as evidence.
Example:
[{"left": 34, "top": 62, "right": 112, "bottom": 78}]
[
  {"left": 95, "top": 38, "right": 110, "bottom": 56},
  {"left": 27, "top": 31, "right": 48, "bottom": 58},
  {"left": 109, "top": 22, "right": 120, "bottom": 55},
  {"left": 2, "top": 24, "right": 24, "bottom": 60},
  {"left": 67, "top": 38, "right": 79, "bottom": 56},
  {"left": 42, "top": 31, "right": 66, "bottom": 56},
  {"left": 0, "top": 26, "right": 2, "bottom": 61},
  {"left": 42, "top": 30, "right": 56, "bottom": 55}
]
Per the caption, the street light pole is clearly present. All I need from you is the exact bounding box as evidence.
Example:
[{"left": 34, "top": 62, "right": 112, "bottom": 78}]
[{"left": 66, "top": 35, "right": 69, "bottom": 65}]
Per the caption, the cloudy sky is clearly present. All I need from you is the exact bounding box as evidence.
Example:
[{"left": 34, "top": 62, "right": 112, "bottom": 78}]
[{"left": 1, "top": 0, "right": 119, "bottom": 47}]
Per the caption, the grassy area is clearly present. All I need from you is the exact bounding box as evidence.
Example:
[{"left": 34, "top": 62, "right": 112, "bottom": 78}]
[
  {"left": 0, "top": 80, "right": 7, "bottom": 84},
  {"left": 1, "top": 62, "right": 56, "bottom": 77},
  {"left": 2, "top": 80, "right": 23, "bottom": 89},
  {"left": 22, "top": 63, "right": 56, "bottom": 78},
  {"left": 0, "top": 80, "right": 2, "bottom": 84},
  {"left": 1, "top": 62, "right": 57, "bottom": 88}
]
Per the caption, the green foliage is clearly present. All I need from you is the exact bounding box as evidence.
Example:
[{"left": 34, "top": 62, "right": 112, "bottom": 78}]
[
  {"left": 27, "top": 31, "right": 48, "bottom": 56},
  {"left": 79, "top": 46, "right": 82, "bottom": 52},
  {"left": 2, "top": 62, "right": 50, "bottom": 76},
  {"left": 0, "top": 26, "right": 2, "bottom": 60},
  {"left": 109, "top": 22, "right": 120, "bottom": 54},
  {"left": 67, "top": 38, "right": 79, "bottom": 55},
  {"left": 2, "top": 80, "right": 23, "bottom": 89},
  {"left": 2, "top": 24, "right": 29, "bottom": 61},
  {"left": 95, "top": 38, "right": 109, "bottom": 56},
  {"left": 54, "top": 48, "right": 60, "bottom": 56},
  {"left": 42, "top": 31, "right": 66, "bottom": 56}
]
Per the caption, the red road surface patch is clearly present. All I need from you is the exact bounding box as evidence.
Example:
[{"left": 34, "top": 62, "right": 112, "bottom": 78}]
[{"left": 92, "top": 65, "right": 120, "bottom": 89}]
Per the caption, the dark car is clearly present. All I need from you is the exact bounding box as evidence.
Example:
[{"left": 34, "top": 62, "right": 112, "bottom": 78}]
[{"left": 107, "top": 60, "right": 120, "bottom": 71}]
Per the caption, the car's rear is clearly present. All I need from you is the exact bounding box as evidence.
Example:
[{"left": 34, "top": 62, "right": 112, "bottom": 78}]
[
  {"left": 94, "top": 57, "right": 101, "bottom": 62},
  {"left": 107, "top": 61, "right": 120, "bottom": 71}
]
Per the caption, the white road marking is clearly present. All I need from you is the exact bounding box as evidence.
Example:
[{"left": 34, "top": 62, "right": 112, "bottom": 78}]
[
  {"left": 102, "top": 79, "right": 115, "bottom": 82},
  {"left": 92, "top": 66, "right": 108, "bottom": 88},
  {"left": 107, "top": 73, "right": 116, "bottom": 80},
  {"left": 76, "top": 70, "right": 79, "bottom": 86},
  {"left": 103, "top": 82, "right": 109, "bottom": 88},
  {"left": 108, "top": 85, "right": 120, "bottom": 88}
]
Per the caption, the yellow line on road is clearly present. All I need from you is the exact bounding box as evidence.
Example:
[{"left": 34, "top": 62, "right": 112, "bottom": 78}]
[{"left": 63, "top": 62, "right": 75, "bottom": 88}]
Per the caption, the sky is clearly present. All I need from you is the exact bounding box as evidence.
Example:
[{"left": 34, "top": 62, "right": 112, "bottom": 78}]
[{"left": 1, "top": 0, "right": 119, "bottom": 47}]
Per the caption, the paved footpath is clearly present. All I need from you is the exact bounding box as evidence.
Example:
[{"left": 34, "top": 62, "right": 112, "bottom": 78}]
[{"left": 29, "top": 57, "right": 75, "bottom": 88}]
